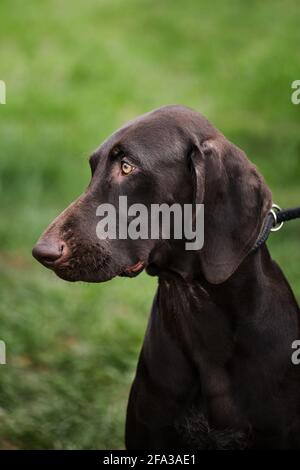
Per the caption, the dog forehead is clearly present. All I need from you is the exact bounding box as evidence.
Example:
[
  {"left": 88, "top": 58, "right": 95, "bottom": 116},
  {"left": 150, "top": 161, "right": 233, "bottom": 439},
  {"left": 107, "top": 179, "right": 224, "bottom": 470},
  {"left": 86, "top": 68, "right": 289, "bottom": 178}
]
[
  {"left": 97, "top": 105, "right": 218, "bottom": 161},
  {"left": 96, "top": 119, "right": 181, "bottom": 166},
  {"left": 122, "top": 121, "right": 181, "bottom": 150},
  {"left": 117, "top": 106, "right": 219, "bottom": 149}
]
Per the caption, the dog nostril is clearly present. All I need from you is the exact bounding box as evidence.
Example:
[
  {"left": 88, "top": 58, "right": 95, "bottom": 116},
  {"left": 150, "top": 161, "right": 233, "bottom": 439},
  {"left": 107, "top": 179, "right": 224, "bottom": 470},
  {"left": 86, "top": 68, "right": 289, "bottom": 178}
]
[{"left": 32, "top": 239, "right": 65, "bottom": 265}]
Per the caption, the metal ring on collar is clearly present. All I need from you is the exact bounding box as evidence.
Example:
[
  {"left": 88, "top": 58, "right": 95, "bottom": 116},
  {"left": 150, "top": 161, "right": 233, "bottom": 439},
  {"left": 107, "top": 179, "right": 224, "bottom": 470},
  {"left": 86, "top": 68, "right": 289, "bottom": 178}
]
[{"left": 270, "top": 204, "right": 284, "bottom": 232}]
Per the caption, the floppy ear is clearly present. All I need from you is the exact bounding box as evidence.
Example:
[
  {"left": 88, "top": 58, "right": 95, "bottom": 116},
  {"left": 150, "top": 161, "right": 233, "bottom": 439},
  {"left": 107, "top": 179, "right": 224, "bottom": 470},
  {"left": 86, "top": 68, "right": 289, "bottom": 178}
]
[{"left": 190, "top": 136, "right": 272, "bottom": 284}]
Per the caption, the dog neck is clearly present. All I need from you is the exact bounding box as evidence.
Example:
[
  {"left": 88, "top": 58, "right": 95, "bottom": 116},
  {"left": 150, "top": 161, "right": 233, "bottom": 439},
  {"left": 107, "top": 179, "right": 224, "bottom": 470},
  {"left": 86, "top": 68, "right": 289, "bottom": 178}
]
[{"left": 156, "top": 243, "right": 299, "bottom": 322}]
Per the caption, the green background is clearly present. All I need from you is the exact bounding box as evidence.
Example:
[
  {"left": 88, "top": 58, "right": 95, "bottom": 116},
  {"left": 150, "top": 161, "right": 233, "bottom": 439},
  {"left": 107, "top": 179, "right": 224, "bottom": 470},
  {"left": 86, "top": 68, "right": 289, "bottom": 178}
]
[{"left": 0, "top": 0, "right": 299, "bottom": 449}]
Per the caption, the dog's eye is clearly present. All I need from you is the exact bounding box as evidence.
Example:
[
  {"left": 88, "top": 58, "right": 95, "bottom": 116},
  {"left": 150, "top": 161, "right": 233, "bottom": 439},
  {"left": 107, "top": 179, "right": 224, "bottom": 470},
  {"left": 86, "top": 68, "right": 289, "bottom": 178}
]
[{"left": 121, "top": 161, "right": 134, "bottom": 175}]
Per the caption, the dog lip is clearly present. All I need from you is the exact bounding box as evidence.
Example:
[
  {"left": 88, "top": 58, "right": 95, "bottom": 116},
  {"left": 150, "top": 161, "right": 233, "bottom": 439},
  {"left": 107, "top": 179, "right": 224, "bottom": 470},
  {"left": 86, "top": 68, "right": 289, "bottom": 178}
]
[
  {"left": 39, "top": 255, "right": 69, "bottom": 270},
  {"left": 121, "top": 260, "right": 145, "bottom": 277},
  {"left": 38, "top": 258, "right": 58, "bottom": 268},
  {"left": 128, "top": 261, "right": 145, "bottom": 272}
]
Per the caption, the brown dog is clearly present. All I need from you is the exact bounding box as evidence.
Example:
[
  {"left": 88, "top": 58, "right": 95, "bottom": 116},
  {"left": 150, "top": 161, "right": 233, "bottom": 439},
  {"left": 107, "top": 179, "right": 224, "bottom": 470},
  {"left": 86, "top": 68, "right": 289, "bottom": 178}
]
[{"left": 33, "top": 106, "right": 300, "bottom": 449}]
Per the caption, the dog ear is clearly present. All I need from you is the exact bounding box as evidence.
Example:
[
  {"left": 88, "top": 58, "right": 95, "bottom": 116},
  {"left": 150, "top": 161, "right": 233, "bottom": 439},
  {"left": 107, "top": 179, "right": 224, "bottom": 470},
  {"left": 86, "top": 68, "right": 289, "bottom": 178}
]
[{"left": 190, "top": 136, "right": 272, "bottom": 284}]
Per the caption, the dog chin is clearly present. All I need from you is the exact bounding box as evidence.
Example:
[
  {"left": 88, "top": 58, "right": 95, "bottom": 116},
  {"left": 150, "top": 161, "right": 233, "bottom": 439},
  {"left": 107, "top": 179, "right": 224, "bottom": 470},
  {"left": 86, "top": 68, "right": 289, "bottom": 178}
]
[
  {"left": 53, "top": 267, "right": 117, "bottom": 283},
  {"left": 51, "top": 259, "right": 146, "bottom": 282}
]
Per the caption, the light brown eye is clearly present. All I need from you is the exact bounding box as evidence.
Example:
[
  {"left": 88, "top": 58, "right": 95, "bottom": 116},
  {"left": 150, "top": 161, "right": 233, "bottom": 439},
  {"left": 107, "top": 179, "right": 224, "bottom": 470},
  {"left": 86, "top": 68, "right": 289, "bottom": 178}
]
[{"left": 121, "top": 161, "right": 134, "bottom": 175}]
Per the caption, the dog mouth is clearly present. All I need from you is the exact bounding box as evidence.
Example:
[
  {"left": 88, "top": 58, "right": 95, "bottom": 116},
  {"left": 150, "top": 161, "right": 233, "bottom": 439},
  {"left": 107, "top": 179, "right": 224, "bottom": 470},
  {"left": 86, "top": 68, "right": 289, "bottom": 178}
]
[
  {"left": 43, "top": 256, "right": 145, "bottom": 281},
  {"left": 120, "top": 260, "right": 145, "bottom": 278},
  {"left": 33, "top": 236, "right": 146, "bottom": 281}
]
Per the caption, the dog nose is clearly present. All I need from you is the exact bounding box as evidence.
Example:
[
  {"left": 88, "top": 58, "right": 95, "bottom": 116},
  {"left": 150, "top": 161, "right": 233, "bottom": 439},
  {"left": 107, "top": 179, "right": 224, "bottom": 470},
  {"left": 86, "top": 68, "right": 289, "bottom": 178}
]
[{"left": 32, "top": 239, "right": 65, "bottom": 265}]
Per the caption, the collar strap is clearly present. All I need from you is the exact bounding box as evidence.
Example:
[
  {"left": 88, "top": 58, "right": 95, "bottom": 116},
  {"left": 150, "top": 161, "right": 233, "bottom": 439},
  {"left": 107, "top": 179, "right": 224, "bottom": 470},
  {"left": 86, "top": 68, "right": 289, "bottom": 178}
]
[{"left": 250, "top": 204, "right": 300, "bottom": 254}]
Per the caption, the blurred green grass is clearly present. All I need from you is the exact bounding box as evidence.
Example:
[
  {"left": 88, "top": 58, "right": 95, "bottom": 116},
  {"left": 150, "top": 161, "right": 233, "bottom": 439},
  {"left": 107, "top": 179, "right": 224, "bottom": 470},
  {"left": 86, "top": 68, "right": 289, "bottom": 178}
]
[{"left": 0, "top": 0, "right": 299, "bottom": 449}]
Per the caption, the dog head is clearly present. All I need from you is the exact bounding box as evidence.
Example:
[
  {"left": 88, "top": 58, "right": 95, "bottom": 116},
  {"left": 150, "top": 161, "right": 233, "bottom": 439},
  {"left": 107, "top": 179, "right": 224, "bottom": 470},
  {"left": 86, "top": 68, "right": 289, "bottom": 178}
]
[{"left": 32, "top": 105, "right": 272, "bottom": 284}]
